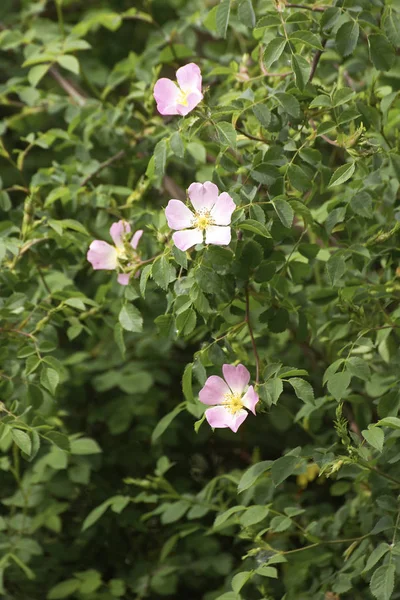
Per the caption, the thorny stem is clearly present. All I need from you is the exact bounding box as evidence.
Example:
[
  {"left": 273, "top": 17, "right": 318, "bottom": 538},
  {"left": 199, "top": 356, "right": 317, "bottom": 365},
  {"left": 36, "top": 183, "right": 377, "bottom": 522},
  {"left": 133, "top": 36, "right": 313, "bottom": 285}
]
[
  {"left": 245, "top": 286, "right": 260, "bottom": 385},
  {"left": 360, "top": 460, "right": 400, "bottom": 488},
  {"left": 236, "top": 127, "right": 271, "bottom": 144}
]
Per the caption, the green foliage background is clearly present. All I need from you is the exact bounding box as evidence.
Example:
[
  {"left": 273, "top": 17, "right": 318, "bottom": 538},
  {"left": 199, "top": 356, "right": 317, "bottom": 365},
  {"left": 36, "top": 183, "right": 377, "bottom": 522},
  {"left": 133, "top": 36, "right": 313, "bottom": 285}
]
[{"left": 1, "top": 0, "right": 400, "bottom": 599}]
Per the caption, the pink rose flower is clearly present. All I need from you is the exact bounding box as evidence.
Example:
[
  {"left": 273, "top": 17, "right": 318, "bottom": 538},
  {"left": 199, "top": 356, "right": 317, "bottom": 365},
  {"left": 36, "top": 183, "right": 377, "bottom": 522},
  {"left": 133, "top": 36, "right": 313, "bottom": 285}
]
[
  {"left": 165, "top": 181, "right": 236, "bottom": 251},
  {"left": 87, "top": 220, "right": 143, "bottom": 286},
  {"left": 199, "top": 364, "right": 259, "bottom": 433},
  {"left": 153, "top": 63, "right": 203, "bottom": 116}
]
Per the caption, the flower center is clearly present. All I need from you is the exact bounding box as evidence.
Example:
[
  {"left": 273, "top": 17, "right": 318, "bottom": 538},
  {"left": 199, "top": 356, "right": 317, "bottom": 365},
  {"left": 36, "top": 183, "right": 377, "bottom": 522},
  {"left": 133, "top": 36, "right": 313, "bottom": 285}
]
[
  {"left": 116, "top": 246, "right": 127, "bottom": 260},
  {"left": 223, "top": 392, "right": 244, "bottom": 414},
  {"left": 193, "top": 210, "right": 214, "bottom": 231},
  {"left": 177, "top": 88, "right": 189, "bottom": 106}
]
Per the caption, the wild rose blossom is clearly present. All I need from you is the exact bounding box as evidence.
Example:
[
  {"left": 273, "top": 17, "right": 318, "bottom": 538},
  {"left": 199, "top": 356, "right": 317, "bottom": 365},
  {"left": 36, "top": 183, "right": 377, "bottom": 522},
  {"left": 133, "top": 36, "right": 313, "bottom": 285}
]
[
  {"left": 165, "top": 181, "right": 236, "bottom": 251},
  {"left": 153, "top": 63, "right": 203, "bottom": 116},
  {"left": 87, "top": 220, "right": 143, "bottom": 286},
  {"left": 199, "top": 364, "right": 259, "bottom": 433}
]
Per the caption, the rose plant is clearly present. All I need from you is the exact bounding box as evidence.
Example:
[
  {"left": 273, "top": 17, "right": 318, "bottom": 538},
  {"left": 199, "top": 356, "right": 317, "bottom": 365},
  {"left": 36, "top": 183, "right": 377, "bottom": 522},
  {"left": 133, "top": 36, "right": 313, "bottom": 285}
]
[{"left": 0, "top": 0, "right": 400, "bottom": 599}]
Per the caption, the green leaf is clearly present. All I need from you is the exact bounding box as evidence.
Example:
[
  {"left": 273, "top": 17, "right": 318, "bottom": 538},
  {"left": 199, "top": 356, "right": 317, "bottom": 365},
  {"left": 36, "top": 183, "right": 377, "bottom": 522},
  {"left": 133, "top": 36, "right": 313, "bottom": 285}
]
[
  {"left": 182, "top": 363, "right": 194, "bottom": 403},
  {"left": 292, "top": 54, "right": 311, "bottom": 91},
  {"left": 272, "top": 198, "right": 294, "bottom": 228},
  {"left": 154, "top": 138, "right": 167, "bottom": 178},
  {"left": 256, "top": 565, "right": 278, "bottom": 578},
  {"left": 216, "top": 0, "right": 231, "bottom": 38},
  {"left": 152, "top": 256, "right": 176, "bottom": 290},
  {"left": 216, "top": 122, "right": 237, "bottom": 148},
  {"left": 288, "top": 378, "right": 314, "bottom": 404},
  {"left": 47, "top": 579, "right": 80, "bottom": 600},
  {"left": 40, "top": 367, "right": 59, "bottom": 396},
  {"left": 369, "top": 34, "right": 395, "bottom": 72},
  {"left": 238, "top": 0, "right": 255, "bottom": 28},
  {"left": 363, "top": 543, "right": 390, "bottom": 573},
  {"left": 214, "top": 505, "right": 245, "bottom": 528},
  {"left": 377, "top": 417, "right": 400, "bottom": 430},
  {"left": 329, "top": 162, "right": 355, "bottom": 187},
  {"left": 370, "top": 564, "right": 395, "bottom": 600},
  {"left": 82, "top": 500, "right": 112, "bottom": 532},
  {"left": 263, "top": 38, "right": 286, "bottom": 69},
  {"left": 252, "top": 104, "right": 271, "bottom": 128},
  {"left": 70, "top": 438, "right": 102, "bottom": 455},
  {"left": 336, "top": 21, "right": 359, "bottom": 57},
  {"left": 231, "top": 571, "right": 252, "bottom": 594},
  {"left": 287, "top": 164, "right": 309, "bottom": 192},
  {"left": 118, "top": 304, "right": 143, "bottom": 332},
  {"left": 11, "top": 428, "right": 32, "bottom": 456},
  {"left": 170, "top": 132, "right": 184, "bottom": 158},
  {"left": 383, "top": 8, "right": 400, "bottom": 46},
  {"left": 272, "top": 455, "right": 299, "bottom": 487},
  {"left": 362, "top": 426, "right": 384, "bottom": 452},
  {"left": 346, "top": 357, "right": 370, "bottom": 381},
  {"left": 152, "top": 404, "right": 185, "bottom": 443},
  {"left": 290, "top": 31, "right": 324, "bottom": 50},
  {"left": 176, "top": 308, "right": 196, "bottom": 336},
  {"left": 326, "top": 371, "right": 351, "bottom": 400},
  {"left": 56, "top": 55, "right": 80, "bottom": 75},
  {"left": 275, "top": 92, "right": 300, "bottom": 118},
  {"left": 326, "top": 252, "right": 346, "bottom": 286},
  {"left": 28, "top": 64, "right": 49, "bottom": 87},
  {"left": 251, "top": 163, "right": 280, "bottom": 185},
  {"left": 45, "top": 431, "right": 71, "bottom": 452},
  {"left": 238, "top": 219, "right": 271, "bottom": 238},
  {"left": 239, "top": 505, "right": 269, "bottom": 527},
  {"left": 237, "top": 460, "right": 273, "bottom": 492}
]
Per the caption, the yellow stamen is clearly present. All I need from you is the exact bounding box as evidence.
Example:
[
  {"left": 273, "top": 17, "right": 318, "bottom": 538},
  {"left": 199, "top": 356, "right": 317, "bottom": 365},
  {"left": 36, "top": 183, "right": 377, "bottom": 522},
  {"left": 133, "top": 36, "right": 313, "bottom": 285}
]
[
  {"left": 223, "top": 392, "right": 244, "bottom": 414},
  {"left": 193, "top": 210, "right": 214, "bottom": 231},
  {"left": 177, "top": 88, "right": 189, "bottom": 106}
]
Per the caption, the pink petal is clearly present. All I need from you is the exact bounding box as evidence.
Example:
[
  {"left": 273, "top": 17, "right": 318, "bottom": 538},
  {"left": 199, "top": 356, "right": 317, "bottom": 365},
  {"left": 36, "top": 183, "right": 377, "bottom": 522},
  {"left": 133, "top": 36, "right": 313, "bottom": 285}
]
[
  {"left": 173, "top": 228, "right": 203, "bottom": 251},
  {"left": 205, "top": 406, "right": 248, "bottom": 432},
  {"left": 165, "top": 200, "right": 194, "bottom": 230},
  {"left": 199, "top": 375, "right": 230, "bottom": 405},
  {"left": 87, "top": 241, "right": 118, "bottom": 270},
  {"left": 131, "top": 229, "right": 143, "bottom": 250},
  {"left": 222, "top": 364, "right": 250, "bottom": 395},
  {"left": 176, "top": 63, "right": 202, "bottom": 93},
  {"left": 242, "top": 386, "right": 259, "bottom": 415},
  {"left": 117, "top": 273, "right": 130, "bottom": 286},
  {"left": 153, "top": 78, "right": 180, "bottom": 115},
  {"left": 188, "top": 181, "right": 219, "bottom": 212},
  {"left": 210, "top": 192, "right": 236, "bottom": 226},
  {"left": 176, "top": 90, "right": 203, "bottom": 116},
  {"left": 110, "top": 220, "right": 131, "bottom": 249},
  {"left": 204, "top": 225, "right": 231, "bottom": 246}
]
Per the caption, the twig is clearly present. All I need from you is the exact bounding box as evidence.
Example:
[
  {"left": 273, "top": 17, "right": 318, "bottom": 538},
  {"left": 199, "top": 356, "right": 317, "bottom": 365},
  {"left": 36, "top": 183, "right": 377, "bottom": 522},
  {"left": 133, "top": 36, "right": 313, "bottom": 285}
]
[
  {"left": 49, "top": 66, "right": 86, "bottom": 106},
  {"left": 309, "top": 39, "right": 327, "bottom": 82},
  {"left": 0, "top": 328, "right": 36, "bottom": 341},
  {"left": 245, "top": 286, "right": 260, "bottom": 384},
  {"left": 80, "top": 150, "right": 126, "bottom": 187},
  {"left": 236, "top": 127, "right": 270, "bottom": 143},
  {"left": 286, "top": 3, "right": 326, "bottom": 11}
]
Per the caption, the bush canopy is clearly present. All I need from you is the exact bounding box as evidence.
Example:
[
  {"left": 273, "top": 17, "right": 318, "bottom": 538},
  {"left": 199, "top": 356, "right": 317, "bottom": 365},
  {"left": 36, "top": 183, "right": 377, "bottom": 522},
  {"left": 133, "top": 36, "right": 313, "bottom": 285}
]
[{"left": 1, "top": 0, "right": 400, "bottom": 599}]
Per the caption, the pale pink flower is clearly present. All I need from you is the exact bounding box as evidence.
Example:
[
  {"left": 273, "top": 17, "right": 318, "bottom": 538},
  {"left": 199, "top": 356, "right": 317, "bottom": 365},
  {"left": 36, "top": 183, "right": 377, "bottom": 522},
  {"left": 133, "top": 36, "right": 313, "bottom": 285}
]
[
  {"left": 153, "top": 63, "right": 203, "bottom": 116},
  {"left": 165, "top": 181, "right": 235, "bottom": 251},
  {"left": 199, "top": 364, "right": 259, "bottom": 433},
  {"left": 87, "top": 220, "right": 143, "bottom": 286}
]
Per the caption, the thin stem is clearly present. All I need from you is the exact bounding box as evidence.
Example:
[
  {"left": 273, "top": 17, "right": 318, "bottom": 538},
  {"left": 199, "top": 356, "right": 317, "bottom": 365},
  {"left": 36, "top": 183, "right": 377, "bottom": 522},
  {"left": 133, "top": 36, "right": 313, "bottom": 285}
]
[
  {"left": 245, "top": 286, "right": 260, "bottom": 385},
  {"left": 236, "top": 127, "right": 271, "bottom": 143},
  {"left": 360, "top": 460, "right": 400, "bottom": 487},
  {"left": 309, "top": 39, "right": 327, "bottom": 82},
  {"left": 55, "top": 0, "right": 65, "bottom": 37},
  {"left": 286, "top": 3, "right": 326, "bottom": 12},
  {"left": 80, "top": 150, "right": 126, "bottom": 187},
  {"left": 280, "top": 533, "right": 371, "bottom": 556}
]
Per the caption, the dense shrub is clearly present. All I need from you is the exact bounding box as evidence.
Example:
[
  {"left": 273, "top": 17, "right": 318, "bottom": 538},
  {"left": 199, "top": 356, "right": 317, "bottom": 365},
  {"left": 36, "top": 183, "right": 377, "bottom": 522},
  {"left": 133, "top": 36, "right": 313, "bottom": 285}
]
[{"left": 1, "top": 0, "right": 400, "bottom": 599}]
